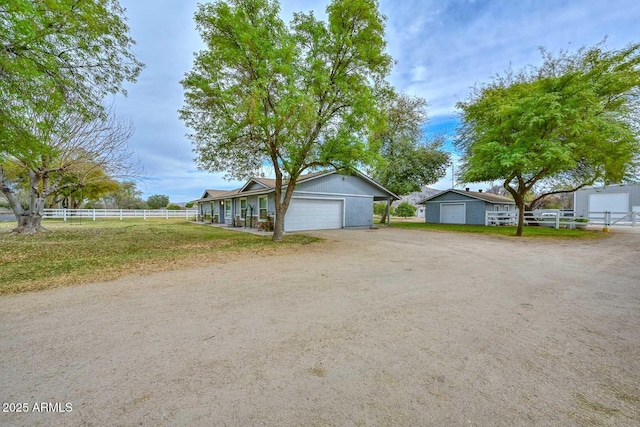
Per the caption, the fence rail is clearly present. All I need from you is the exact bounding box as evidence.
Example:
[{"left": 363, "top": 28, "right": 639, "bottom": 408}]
[
  {"left": 43, "top": 208, "right": 198, "bottom": 221},
  {"left": 485, "top": 209, "right": 639, "bottom": 228}
]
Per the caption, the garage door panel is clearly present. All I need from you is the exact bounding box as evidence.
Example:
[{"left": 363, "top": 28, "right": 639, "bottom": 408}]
[
  {"left": 285, "top": 198, "right": 343, "bottom": 231},
  {"left": 440, "top": 203, "right": 465, "bottom": 224},
  {"left": 589, "top": 193, "right": 629, "bottom": 220}
]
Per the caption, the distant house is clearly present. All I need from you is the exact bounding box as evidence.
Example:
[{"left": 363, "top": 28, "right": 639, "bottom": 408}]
[
  {"left": 194, "top": 170, "right": 399, "bottom": 232},
  {"left": 418, "top": 189, "right": 515, "bottom": 225},
  {"left": 574, "top": 183, "right": 640, "bottom": 219}
]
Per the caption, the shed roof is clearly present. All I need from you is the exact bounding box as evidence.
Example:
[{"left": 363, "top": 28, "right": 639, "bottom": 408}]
[{"left": 418, "top": 189, "right": 515, "bottom": 204}]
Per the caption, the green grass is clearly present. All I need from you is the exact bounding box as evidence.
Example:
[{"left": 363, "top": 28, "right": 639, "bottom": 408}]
[
  {"left": 389, "top": 220, "right": 604, "bottom": 238},
  {"left": 0, "top": 219, "right": 321, "bottom": 294}
]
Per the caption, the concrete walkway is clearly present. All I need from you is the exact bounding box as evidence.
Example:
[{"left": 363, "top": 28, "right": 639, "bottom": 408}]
[{"left": 195, "top": 221, "right": 274, "bottom": 236}]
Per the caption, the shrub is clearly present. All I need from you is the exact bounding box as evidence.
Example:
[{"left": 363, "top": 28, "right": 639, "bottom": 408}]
[
  {"left": 395, "top": 202, "right": 416, "bottom": 218},
  {"left": 167, "top": 204, "right": 182, "bottom": 210}
]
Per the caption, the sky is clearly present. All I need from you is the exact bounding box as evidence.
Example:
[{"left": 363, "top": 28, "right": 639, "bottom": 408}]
[{"left": 114, "top": 0, "right": 640, "bottom": 202}]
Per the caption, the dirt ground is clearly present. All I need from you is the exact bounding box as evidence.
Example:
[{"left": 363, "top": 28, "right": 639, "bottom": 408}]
[{"left": 1, "top": 227, "right": 639, "bottom": 426}]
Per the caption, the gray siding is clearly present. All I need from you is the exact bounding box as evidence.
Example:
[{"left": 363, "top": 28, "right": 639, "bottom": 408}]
[
  {"left": 424, "top": 192, "right": 514, "bottom": 225},
  {"left": 245, "top": 181, "right": 268, "bottom": 191},
  {"left": 296, "top": 173, "right": 390, "bottom": 199},
  {"left": 574, "top": 184, "right": 640, "bottom": 216}
]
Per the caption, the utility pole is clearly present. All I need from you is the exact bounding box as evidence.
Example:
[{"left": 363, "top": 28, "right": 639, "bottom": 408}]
[{"left": 451, "top": 162, "right": 455, "bottom": 189}]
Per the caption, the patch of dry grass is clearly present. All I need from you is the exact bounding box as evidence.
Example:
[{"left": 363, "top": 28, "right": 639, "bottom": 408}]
[{"left": 0, "top": 219, "right": 321, "bottom": 294}]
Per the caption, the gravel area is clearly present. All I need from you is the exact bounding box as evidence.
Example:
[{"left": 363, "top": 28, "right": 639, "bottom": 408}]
[{"left": 1, "top": 227, "right": 639, "bottom": 426}]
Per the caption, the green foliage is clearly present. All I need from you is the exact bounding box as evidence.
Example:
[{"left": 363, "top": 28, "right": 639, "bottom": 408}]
[
  {"left": 456, "top": 42, "right": 640, "bottom": 235},
  {"left": 0, "top": 0, "right": 143, "bottom": 160},
  {"left": 180, "top": 0, "right": 393, "bottom": 240},
  {"left": 103, "top": 181, "right": 146, "bottom": 209},
  {"left": 167, "top": 204, "right": 182, "bottom": 211},
  {"left": 373, "top": 202, "right": 394, "bottom": 216},
  {"left": 395, "top": 202, "right": 416, "bottom": 218},
  {"left": 185, "top": 202, "right": 194, "bottom": 208},
  {"left": 371, "top": 92, "right": 450, "bottom": 195},
  {"left": 147, "top": 194, "right": 170, "bottom": 209}
]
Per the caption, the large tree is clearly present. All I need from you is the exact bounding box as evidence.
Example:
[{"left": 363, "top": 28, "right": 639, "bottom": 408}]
[
  {"left": 180, "top": 0, "right": 392, "bottom": 241},
  {"left": 370, "top": 92, "right": 450, "bottom": 222},
  {"left": 456, "top": 43, "right": 640, "bottom": 236},
  {"left": 0, "top": 108, "right": 139, "bottom": 233},
  {"left": 1, "top": 0, "right": 143, "bottom": 233}
]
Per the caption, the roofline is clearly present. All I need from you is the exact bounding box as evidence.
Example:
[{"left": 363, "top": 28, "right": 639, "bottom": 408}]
[
  {"left": 417, "top": 188, "right": 515, "bottom": 204},
  {"left": 197, "top": 168, "right": 400, "bottom": 202},
  {"left": 238, "top": 178, "right": 269, "bottom": 193}
]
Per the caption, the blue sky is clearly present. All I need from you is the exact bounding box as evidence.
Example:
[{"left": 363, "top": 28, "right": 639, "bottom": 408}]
[{"left": 115, "top": 0, "right": 640, "bottom": 201}]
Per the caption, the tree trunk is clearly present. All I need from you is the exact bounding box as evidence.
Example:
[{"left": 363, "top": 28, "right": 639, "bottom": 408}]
[
  {"left": 271, "top": 167, "right": 298, "bottom": 242},
  {"left": 516, "top": 198, "right": 525, "bottom": 237},
  {"left": 380, "top": 210, "right": 388, "bottom": 224},
  {"left": 273, "top": 205, "right": 285, "bottom": 241},
  {"left": 12, "top": 212, "right": 46, "bottom": 235}
]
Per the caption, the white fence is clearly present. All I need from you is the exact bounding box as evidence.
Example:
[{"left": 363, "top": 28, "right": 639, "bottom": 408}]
[
  {"left": 486, "top": 209, "right": 640, "bottom": 228},
  {"left": 43, "top": 208, "right": 198, "bottom": 221}
]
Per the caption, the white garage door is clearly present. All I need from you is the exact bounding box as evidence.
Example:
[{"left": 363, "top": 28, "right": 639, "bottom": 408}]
[
  {"left": 589, "top": 193, "right": 629, "bottom": 219},
  {"left": 440, "top": 203, "right": 465, "bottom": 224},
  {"left": 285, "top": 198, "right": 343, "bottom": 231}
]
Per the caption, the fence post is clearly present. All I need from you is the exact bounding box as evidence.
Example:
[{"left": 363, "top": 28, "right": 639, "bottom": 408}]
[
  {"left": 485, "top": 210, "right": 489, "bottom": 226},
  {"left": 555, "top": 212, "right": 560, "bottom": 229},
  {"left": 604, "top": 211, "right": 611, "bottom": 232},
  {"left": 166, "top": 210, "right": 169, "bottom": 220},
  {"left": 63, "top": 209, "right": 67, "bottom": 221},
  {"left": 143, "top": 210, "right": 147, "bottom": 220},
  {"left": 633, "top": 212, "right": 637, "bottom": 227}
]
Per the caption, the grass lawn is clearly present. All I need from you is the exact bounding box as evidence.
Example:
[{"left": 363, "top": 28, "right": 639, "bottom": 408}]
[
  {"left": 0, "top": 219, "right": 321, "bottom": 294},
  {"left": 388, "top": 219, "right": 605, "bottom": 238}
]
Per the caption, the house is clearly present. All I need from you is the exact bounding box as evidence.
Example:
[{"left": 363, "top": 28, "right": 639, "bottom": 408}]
[
  {"left": 574, "top": 183, "right": 640, "bottom": 220},
  {"left": 195, "top": 170, "right": 399, "bottom": 232},
  {"left": 418, "top": 188, "right": 516, "bottom": 225}
]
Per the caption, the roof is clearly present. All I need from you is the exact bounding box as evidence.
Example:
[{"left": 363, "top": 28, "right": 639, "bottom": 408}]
[
  {"left": 196, "top": 169, "right": 399, "bottom": 203},
  {"left": 418, "top": 189, "right": 515, "bottom": 204}
]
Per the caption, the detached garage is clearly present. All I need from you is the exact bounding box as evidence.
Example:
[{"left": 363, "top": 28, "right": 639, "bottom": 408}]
[
  {"left": 418, "top": 189, "right": 516, "bottom": 225},
  {"left": 574, "top": 184, "right": 640, "bottom": 219}
]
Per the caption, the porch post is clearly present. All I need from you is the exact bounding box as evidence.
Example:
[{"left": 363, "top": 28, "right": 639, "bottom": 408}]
[{"left": 387, "top": 197, "right": 391, "bottom": 226}]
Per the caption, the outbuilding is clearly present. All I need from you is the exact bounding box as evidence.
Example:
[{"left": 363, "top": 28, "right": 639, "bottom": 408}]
[
  {"left": 574, "top": 183, "right": 640, "bottom": 219},
  {"left": 418, "top": 189, "right": 516, "bottom": 225}
]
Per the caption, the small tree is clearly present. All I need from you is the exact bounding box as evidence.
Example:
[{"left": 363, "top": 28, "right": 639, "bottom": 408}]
[
  {"left": 395, "top": 202, "right": 416, "bottom": 218},
  {"left": 457, "top": 42, "right": 640, "bottom": 236},
  {"left": 102, "top": 181, "right": 146, "bottom": 209},
  {"left": 147, "top": 195, "right": 170, "bottom": 209}
]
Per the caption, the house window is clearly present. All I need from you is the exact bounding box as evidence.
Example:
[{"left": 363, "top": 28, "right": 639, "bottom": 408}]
[
  {"left": 240, "top": 198, "right": 247, "bottom": 219},
  {"left": 494, "top": 205, "right": 500, "bottom": 211},
  {"left": 259, "top": 196, "right": 268, "bottom": 220},
  {"left": 225, "top": 199, "right": 232, "bottom": 219}
]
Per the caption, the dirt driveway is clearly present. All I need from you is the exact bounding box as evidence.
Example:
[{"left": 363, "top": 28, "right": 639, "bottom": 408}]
[{"left": 1, "top": 227, "right": 639, "bottom": 426}]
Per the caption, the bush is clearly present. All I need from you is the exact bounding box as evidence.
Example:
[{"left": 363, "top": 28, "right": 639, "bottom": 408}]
[
  {"left": 185, "top": 202, "right": 194, "bottom": 208},
  {"left": 373, "top": 203, "right": 395, "bottom": 216},
  {"left": 395, "top": 202, "right": 416, "bottom": 218},
  {"left": 167, "top": 204, "right": 182, "bottom": 210}
]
